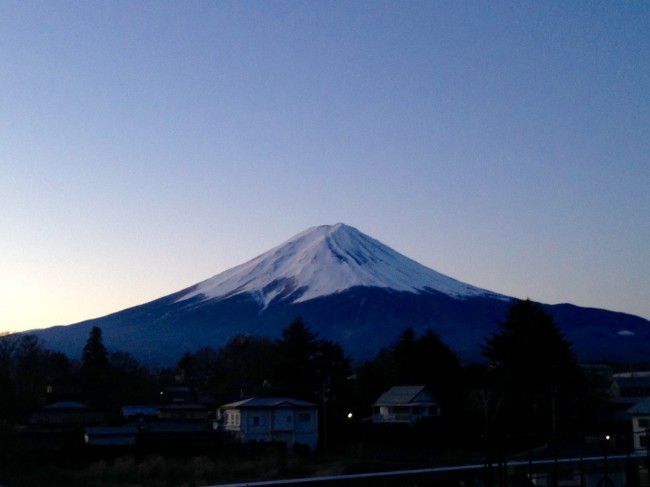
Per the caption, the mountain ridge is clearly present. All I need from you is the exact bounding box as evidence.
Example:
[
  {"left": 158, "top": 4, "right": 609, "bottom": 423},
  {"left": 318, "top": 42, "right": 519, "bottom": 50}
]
[{"left": 24, "top": 223, "right": 650, "bottom": 365}]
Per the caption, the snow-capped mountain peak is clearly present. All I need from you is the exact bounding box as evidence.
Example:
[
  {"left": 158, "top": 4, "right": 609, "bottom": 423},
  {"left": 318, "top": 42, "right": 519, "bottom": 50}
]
[{"left": 178, "top": 223, "right": 503, "bottom": 307}]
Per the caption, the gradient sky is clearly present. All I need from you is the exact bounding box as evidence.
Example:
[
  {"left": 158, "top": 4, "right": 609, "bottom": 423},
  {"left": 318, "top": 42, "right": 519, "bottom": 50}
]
[{"left": 1, "top": 1, "right": 649, "bottom": 332}]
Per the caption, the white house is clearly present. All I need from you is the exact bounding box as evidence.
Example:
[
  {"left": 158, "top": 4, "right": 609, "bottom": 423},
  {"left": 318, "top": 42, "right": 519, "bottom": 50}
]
[
  {"left": 628, "top": 397, "right": 650, "bottom": 451},
  {"left": 218, "top": 397, "right": 318, "bottom": 450},
  {"left": 372, "top": 385, "right": 440, "bottom": 424}
]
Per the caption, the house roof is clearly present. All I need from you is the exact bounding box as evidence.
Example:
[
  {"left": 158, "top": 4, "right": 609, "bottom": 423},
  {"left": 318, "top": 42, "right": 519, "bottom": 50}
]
[
  {"left": 614, "top": 375, "right": 650, "bottom": 389},
  {"left": 373, "top": 385, "right": 435, "bottom": 406},
  {"left": 628, "top": 398, "right": 650, "bottom": 415},
  {"left": 85, "top": 426, "right": 138, "bottom": 436},
  {"left": 122, "top": 405, "right": 159, "bottom": 417},
  {"left": 221, "top": 397, "right": 317, "bottom": 409},
  {"left": 45, "top": 401, "right": 87, "bottom": 410}
]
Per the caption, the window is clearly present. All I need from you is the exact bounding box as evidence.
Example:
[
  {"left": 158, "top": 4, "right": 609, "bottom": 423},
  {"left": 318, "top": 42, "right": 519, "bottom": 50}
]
[
  {"left": 639, "top": 418, "right": 650, "bottom": 428},
  {"left": 641, "top": 434, "right": 648, "bottom": 448},
  {"left": 227, "top": 411, "right": 240, "bottom": 426},
  {"left": 298, "top": 412, "right": 311, "bottom": 422}
]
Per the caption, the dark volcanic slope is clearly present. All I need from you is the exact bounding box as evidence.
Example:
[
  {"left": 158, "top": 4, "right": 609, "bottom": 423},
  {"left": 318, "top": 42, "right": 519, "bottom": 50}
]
[{"left": 31, "top": 286, "right": 649, "bottom": 365}]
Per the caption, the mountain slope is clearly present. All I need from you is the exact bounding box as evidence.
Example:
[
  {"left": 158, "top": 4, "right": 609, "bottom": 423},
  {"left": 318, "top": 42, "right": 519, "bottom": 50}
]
[{"left": 28, "top": 224, "right": 650, "bottom": 365}]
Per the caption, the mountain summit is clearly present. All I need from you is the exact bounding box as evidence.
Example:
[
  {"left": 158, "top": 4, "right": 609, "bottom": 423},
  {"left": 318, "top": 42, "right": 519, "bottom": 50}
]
[
  {"left": 29, "top": 224, "right": 650, "bottom": 364},
  {"left": 179, "top": 223, "right": 503, "bottom": 307}
]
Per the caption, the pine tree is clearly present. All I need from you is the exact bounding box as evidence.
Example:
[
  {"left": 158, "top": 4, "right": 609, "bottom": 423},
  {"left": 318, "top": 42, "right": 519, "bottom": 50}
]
[
  {"left": 274, "top": 318, "right": 321, "bottom": 400},
  {"left": 483, "top": 299, "right": 587, "bottom": 434},
  {"left": 81, "top": 326, "right": 110, "bottom": 406}
]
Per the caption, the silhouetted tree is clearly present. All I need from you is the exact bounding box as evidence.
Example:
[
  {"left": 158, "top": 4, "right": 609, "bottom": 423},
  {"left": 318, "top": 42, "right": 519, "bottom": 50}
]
[
  {"left": 483, "top": 299, "right": 589, "bottom": 435},
  {"left": 81, "top": 327, "right": 110, "bottom": 406},
  {"left": 274, "top": 318, "right": 352, "bottom": 403},
  {"left": 212, "top": 336, "right": 277, "bottom": 402},
  {"left": 109, "top": 351, "right": 158, "bottom": 404},
  {"left": 274, "top": 318, "right": 321, "bottom": 399}
]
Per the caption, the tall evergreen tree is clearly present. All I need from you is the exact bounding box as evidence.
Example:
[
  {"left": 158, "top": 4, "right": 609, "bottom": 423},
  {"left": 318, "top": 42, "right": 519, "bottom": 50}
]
[
  {"left": 483, "top": 299, "right": 588, "bottom": 435},
  {"left": 274, "top": 318, "right": 321, "bottom": 400},
  {"left": 393, "top": 328, "right": 419, "bottom": 382},
  {"left": 81, "top": 326, "right": 110, "bottom": 406}
]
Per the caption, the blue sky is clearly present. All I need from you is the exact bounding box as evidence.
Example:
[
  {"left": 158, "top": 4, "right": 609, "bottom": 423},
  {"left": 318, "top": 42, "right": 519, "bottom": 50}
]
[{"left": 1, "top": 1, "right": 649, "bottom": 330}]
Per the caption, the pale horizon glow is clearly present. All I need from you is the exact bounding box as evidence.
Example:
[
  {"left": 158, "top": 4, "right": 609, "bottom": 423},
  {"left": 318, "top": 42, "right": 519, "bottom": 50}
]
[{"left": 1, "top": 1, "right": 649, "bottom": 332}]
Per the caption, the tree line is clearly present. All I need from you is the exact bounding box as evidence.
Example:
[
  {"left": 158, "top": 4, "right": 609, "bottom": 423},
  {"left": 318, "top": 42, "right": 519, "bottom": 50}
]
[{"left": 0, "top": 299, "right": 603, "bottom": 441}]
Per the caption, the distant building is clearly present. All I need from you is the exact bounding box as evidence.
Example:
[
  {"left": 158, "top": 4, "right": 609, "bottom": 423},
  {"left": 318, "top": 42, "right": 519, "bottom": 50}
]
[
  {"left": 29, "top": 401, "right": 104, "bottom": 426},
  {"left": 372, "top": 385, "right": 440, "bottom": 424},
  {"left": 581, "top": 364, "right": 619, "bottom": 398},
  {"left": 121, "top": 405, "right": 160, "bottom": 422},
  {"left": 218, "top": 397, "right": 319, "bottom": 450},
  {"left": 160, "top": 386, "right": 196, "bottom": 404},
  {"left": 613, "top": 371, "right": 650, "bottom": 398},
  {"left": 159, "top": 403, "right": 209, "bottom": 421},
  {"left": 84, "top": 426, "right": 138, "bottom": 446},
  {"left": 628, "top": 398, "right": 650, "bottom": 451}
]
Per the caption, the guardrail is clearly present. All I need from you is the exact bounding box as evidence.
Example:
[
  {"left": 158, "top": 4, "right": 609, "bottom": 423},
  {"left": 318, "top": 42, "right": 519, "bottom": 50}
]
[{"left": 204, "top": 451, "right": 647, "bottom": 486}]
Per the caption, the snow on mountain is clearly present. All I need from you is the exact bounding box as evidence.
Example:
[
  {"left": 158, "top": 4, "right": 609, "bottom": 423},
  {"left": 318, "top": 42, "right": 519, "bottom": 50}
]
[{"left": 179, "top": 223, "right": 505, "bottom": 307}]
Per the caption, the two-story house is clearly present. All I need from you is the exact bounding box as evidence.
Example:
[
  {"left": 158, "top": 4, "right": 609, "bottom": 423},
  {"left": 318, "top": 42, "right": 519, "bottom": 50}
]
[{"left": 218, "top": 397, "right": 318, "bottom": 449}]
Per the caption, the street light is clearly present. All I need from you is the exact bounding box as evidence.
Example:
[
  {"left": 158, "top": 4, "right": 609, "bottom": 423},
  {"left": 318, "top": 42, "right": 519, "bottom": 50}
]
[
  {"left": 347, "top": 412, "right": 353, "bottom": 419},
  {"left": 603, "top": 433, "right": 612, "bottom": 483}
]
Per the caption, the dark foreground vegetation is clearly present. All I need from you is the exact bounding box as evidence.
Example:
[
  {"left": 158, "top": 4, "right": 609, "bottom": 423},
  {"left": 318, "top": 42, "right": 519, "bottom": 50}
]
[{"left": 0, "top": 300, "right": 639, "bottom": 486}]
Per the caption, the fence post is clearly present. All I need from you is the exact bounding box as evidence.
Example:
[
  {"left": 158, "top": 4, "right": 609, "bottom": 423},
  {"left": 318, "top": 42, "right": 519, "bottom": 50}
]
[{"left": 646, "top": 426, "right": 649, "bottom": 469}]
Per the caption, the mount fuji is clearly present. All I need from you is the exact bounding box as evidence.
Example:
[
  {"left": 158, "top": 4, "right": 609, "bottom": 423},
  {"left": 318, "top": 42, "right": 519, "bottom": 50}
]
[{"left": 29, "top": 223, "right": 650, "bottom": 364}]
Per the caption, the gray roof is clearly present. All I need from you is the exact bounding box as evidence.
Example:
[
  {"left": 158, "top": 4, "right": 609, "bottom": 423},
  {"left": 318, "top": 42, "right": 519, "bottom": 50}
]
[
  {"left": 221, "top": 397, "right": 317, "bottom": 409},
  {"left": 122, "top": 405, "right": 159, "bottom": 417},
  {"left": 46, "top": 401, "right": 87, "bottom": 410},
  {"left": 374, "top": 385, "right": 435, "bottom": 406},
  {"left": 628, "top": 398, "right": 650, "bottom": 415},
  {"left": 85, "top": 426, "right": 138, "bottom": 436}
]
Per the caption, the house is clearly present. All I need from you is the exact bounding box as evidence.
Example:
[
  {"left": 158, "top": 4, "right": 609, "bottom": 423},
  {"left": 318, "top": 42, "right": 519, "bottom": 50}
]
[
  {"left": 29, "top": 401, "right": 104, "bottom": 426},
  {"left": 160, "top": 386, "right": 196, "bottom": 404},
  {"left": 581, "top": 364, "right": 619, "bottom": 398},
  {"left": 372, "top": 385, "right": 440, "bottom": 424},
  {"left": 613, "top": 371, "right": 650, "bottom": 398},
  {"left": 628, "top": 398, "right": 650, "bottom": 451},
  {"left": 159, "top": 403, "right": 209, "bottom": 421},
  {"left": 218, "top": 397, "right": 318, "bottom": 450}
]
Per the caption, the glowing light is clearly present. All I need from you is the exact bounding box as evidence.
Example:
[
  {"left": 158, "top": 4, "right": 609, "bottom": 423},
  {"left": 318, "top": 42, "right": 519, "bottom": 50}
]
[{"left": 347, "top": 412, "right": 353, "bottom": 419}]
